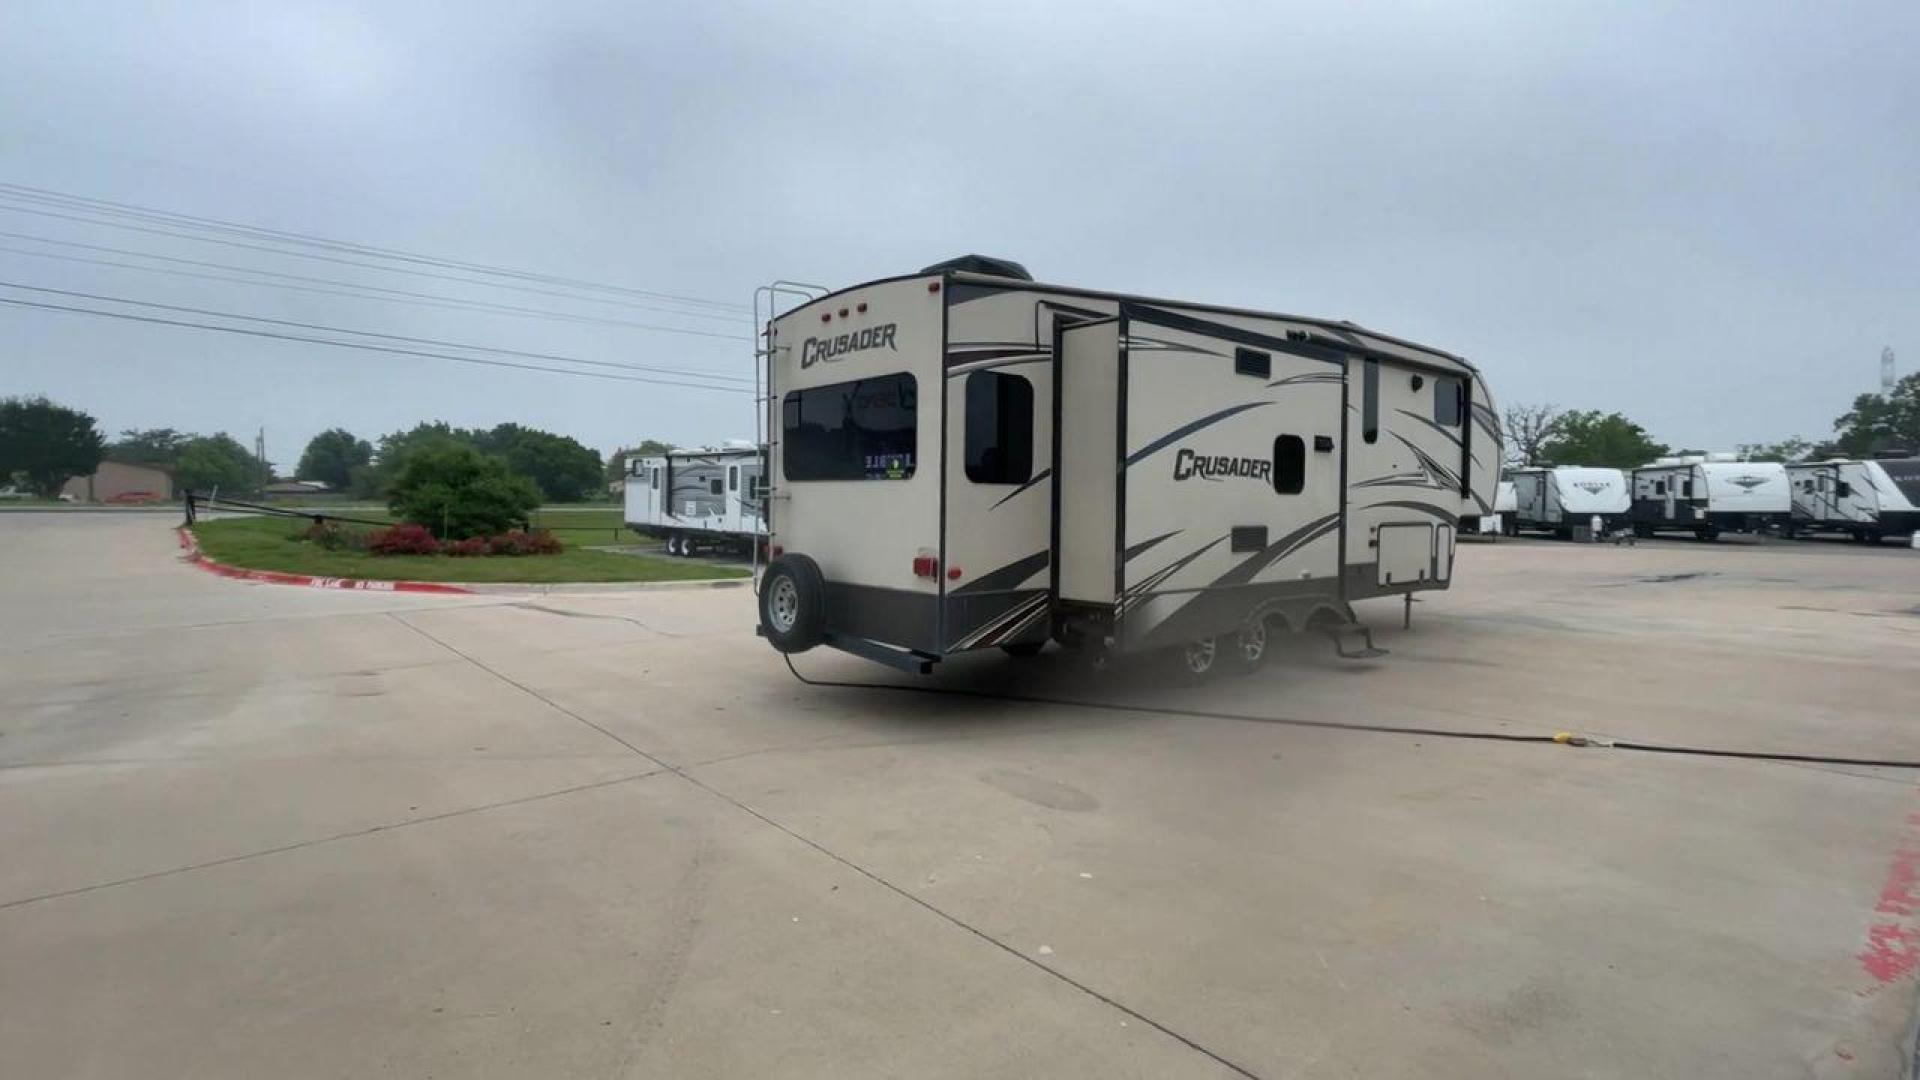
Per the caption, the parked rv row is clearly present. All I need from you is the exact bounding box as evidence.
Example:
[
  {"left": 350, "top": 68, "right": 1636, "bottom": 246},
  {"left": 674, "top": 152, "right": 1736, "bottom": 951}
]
[{"left": 1479, "top": 454, "right": 1920, "bottom": 543}]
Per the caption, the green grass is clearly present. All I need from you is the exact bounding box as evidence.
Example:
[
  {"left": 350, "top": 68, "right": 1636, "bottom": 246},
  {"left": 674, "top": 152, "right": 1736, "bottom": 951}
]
[{"left": 191, "top": 515, "right": 746, "bottom": 584}]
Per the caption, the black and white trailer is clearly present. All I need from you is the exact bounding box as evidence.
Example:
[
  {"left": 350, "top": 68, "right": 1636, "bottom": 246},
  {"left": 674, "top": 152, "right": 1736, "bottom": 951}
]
[
  {"left": 1629, "top": 456, "right": 1789, "bottom": 540},
  {"left": 1787, "top": 456, "right": 1920, "bottom": 543},
  {"left": 624, "top": 444, "right": 766, "bottom": 557},
  {"left": 1504, "top": 467, "right": 1630, "bottom": 538},
  {"left": 752, "top": 257, "right": 1501, "bottom": 676}
]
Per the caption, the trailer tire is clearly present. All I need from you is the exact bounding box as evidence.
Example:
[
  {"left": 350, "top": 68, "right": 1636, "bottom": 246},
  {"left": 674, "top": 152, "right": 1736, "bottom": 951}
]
[
  {"left": 1173, "top": 637, "right": 1221, "bottom": 681},
  {"left": 663, "top": 533, "right": 681, "bottom": 556},
  {"left": 1228, "top": 620, "right": 1269, "bottom": 672},
  {"left": 760, "top": 554, "right": 827, "bottom": 654}
]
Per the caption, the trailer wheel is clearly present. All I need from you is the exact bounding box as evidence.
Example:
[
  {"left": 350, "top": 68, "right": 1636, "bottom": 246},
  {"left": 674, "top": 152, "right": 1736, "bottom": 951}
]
[
  {"left": 759, "top": 554, "right": 827, "bottom": 653},
  {"left": 1228, "top": 621, "right": 1269, "bottom": 672},
  {"left": 1176, "top": 637, "right": 1220, "bottom": 680},
  {"left": 663, "top": 533, "right": 681, "bottom": 556},
  {"left": 1695, "top": 525, "right": 1721, "bottom": 542}
]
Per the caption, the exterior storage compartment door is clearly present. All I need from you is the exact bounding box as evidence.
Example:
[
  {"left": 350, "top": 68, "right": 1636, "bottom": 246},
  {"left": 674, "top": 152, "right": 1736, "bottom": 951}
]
[{"left": 1052, "top": 318, "right": 1122, "bottom": 608}]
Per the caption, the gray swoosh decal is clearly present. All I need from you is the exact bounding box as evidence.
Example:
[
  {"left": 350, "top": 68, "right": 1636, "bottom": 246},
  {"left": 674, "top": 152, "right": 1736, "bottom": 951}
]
[
  {"left": 1207, "top": 513, "right": 1340, "bottom": 588},
  {"left": 1124, "top": 529, "right": 1182, "bottom": 563},
  {"left": 989, "top": 468, "right": 1051, "bottom": 509},
  {"left": 1366, "top": 500, "right": 1461, "bottom": 526},
  {"left": 1124, "top": 402, "right": 1272, "bottom": 468},
  {"left": 952, "top": 550, "right": 1050, "bottom": 595}
]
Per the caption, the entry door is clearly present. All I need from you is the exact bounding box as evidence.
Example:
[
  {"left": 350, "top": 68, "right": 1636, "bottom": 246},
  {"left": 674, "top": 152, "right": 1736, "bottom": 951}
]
[{"left": 1663, "top": 473, "right": 1678, "bottom": 519}]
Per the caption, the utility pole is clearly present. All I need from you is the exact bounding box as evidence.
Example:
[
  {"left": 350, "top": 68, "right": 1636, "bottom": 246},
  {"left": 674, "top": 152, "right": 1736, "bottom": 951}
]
[
  {"left": 256, "top": 426, "right": 269, "bottom": 495},
  {"left": 1884, "top": 347, "right": 1897, "bottom": 393}
]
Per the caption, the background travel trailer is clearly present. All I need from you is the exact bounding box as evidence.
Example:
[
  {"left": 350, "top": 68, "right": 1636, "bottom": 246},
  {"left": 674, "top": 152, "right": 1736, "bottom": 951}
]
[
  {"left": 1505, "top": 467, "right": 1630, "bottom": 538},
  {"left": 1630, "top": 456, "right": 1788, "bottom": 540},
  {"left": 1788, "top": 456, "right": 1920, "bottom": 542},
  {"left": 624, "top": 444, "right": 765, "bottom": 556},
  {"left": 754, "top": 259, "right": 1500, "bottom": 674}
]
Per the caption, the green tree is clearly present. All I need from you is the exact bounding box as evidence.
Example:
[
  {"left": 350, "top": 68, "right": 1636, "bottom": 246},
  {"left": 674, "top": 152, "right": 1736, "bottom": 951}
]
[
  {"left": 365, "top": 422, "right": 474, "bottom": 495},
  {"left": 295, "top": 428, "right": 373, "bottom": 489},
  {"left": 1832, "top": 373, "right": 1920, "bottom": 456},
  {"left": 476, "top": 423, "right": 602, "bottom": 502},
  {"left": 388, "top": 443, "right": 541, "bottom": 539},
  {"left": 1538, "top": 410, "right": 1669, "bottom": 469},
  {"left": 108, "top": 427, "right": 190, "bottom": 466},
  {"left": 1736, "top": 437, "right": 1814, "bottom": 463},
  {"left": 607, "top": 439, "right": 674, "bottom": 484},
  {"left": 174, "top": 433, "right": 264, "bottom": 495},
  {"left": 0, "top": 396, "right": 105, "bottom": 497}
]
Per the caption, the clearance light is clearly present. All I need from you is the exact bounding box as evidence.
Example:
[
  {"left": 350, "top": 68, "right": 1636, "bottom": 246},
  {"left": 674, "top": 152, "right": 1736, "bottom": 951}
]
[
  {"left": 838, "top": 308, "right": 849, "bottom": 318},
  {"left": 927, "top": 281, "right": 941, "bottom": 293},
  {"left": 946, "top": 566, "right": 962, "bottom": 580},
  {"left": 856, "top": 302, "right": 868, "bottom": 313},
  {"left": 911, "top": 555, "right": 938, "bottom": 578},
  {"left": 819, "top": 312, "right": 831, "bottom": 323}
]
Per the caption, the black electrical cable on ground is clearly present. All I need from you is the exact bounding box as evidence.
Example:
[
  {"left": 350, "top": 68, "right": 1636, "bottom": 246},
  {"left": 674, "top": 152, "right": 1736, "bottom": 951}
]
[{"left": 783, "top": 655, "right": 1920, "bottom": 771}]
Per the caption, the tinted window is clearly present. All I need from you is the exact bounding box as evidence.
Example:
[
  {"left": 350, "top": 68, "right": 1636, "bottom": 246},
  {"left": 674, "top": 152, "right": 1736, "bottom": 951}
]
[
  {"left": 782, "top": 373, "right": 918, "bottom": 481},
  {"left": 1434, "top": 376, "right": 1464, "bottom": 426},
  {"left": 728, "top": 465, "right": 738, "bottom": 492},
  {"left": 1362, "top": 360, "right": 1379, "bottom": 444},
  {"left": 964, "top": 370, "right": 1034, "bottom": 484},
  {"left": 1273, "top": 435, "right": 1306, "bottom": 494},
  {"left": 1837, "top": 480, "right": 1852, "bottom": 497},
  {"left": 651, "top": 467, "right": 660, "bottom": 488},
  {"left": 709, "top": 477, "right": 723, "bottom": 496},
  {"left": 1654, "top": 480, "right": 1666, "bottom": 495}
]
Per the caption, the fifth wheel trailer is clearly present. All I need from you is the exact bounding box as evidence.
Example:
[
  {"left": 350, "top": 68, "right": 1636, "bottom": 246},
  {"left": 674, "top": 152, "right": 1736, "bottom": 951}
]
[
  {"left": 624, "top": 444, "right": 765, "bottom": 556},
  {"left": 1629, "top": 456, "right": 1789, "bottom": 540},
  {"left": 1505, "top": 467, "right": 1630, "bottom": 538},
  {"left": 753, "top": 257, "right": 1500, "bottom": 676},
  {"left": 1787, "top": 456, "right": 1920, "bottom": 542}
]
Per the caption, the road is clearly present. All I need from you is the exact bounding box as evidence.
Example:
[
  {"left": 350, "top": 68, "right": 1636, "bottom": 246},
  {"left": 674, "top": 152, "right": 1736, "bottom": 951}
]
[{"left": 4, "top": 514, "right": 1918, "bottom": 1077}]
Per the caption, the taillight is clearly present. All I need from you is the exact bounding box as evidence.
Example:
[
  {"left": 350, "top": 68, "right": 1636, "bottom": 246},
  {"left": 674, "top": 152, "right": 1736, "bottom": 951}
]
[
  {"left": 946, "top": 566, "right": 962, "bottom": 581},
  {"left": 911, "top": 555, "right": 938, "bottom": 578},
  {"left": 771, "top": 544, "right": 784, "bottom": 557}
]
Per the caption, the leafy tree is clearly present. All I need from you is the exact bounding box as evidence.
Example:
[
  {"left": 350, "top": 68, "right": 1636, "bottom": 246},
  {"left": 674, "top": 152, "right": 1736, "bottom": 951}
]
[
  {"left": 388, "top": 443, "right": 541, "bottom": 539},
  {"left": 109, "top": 427, "right": 190, "bottom": 466},
  {"left": 1500, "top": 403, "right": 1562, "bottom": 466},
  {"left": 0, "top": 396, "right": 105, "bottom": 497},
  {"left": 174, "top": 433, "right": 266, "bottom": 495},
  {"left": 365, "top": 422, "right": 474, "bottom": 495},
  {"left": 1736, "top": 437, "right": 1814, "bottom": 463},
  {"left": 476, "top": 423, "right": 602, "bottom": 502},
  {"left": 295, "top": 428, "right": 373, "bottom": 489},
  {"left": 1538, "top": 410, "right": 1669, "bottom": 469},
  {"left": 1832, "top": 372, "right": 1920, "bottom": 456},
  {"left": 607, "top": 439, "right": 673, "bottom": 483}
]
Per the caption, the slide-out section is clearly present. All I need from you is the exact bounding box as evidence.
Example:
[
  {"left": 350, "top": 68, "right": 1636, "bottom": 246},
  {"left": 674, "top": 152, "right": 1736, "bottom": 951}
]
[{"left": 1052, "top": 318, "right": 1122, "bottom": 608}]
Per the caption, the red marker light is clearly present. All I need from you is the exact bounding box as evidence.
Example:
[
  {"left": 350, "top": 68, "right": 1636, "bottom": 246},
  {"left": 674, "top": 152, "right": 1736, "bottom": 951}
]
[
  {"left": 946, "top": 566, "right": 962, "bottom": 580},
  {"left": 838, "top": 308, "right": 849, "bottom": 318},
  {"left": 819, "top": 312, "right": 831, "bottom": 323},
  {"left": 911, "top": 555, "right": 938, "bottom": 578},
  {"left": 770, "top": 545, "right": 783, "bottom": 557},
  {"left": 856, "top": 302, "right": 868, "bottom": 313},
  {"left": 927, "top": 281, "right": 941, "bottom": 293}
]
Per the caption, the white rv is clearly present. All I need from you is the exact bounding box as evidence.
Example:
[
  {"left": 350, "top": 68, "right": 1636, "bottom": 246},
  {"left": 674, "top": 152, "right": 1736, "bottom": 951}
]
[
  {"left": 1505, "top": 467, "right": 1630, "bottom": 537},
  {"left": 1629, "top": 455, "right": 1789, "bottom": 540},
  {"left": 1473, "top": 480, "right": 1517, "bottom": 537},
  {"left": 1787, "top": 456, "right": 1920, "bottom": 542},
  {"left": 753, "top": 257, "right": 1501, "bottom": 676},
  {"left": 624, "top": 444, "right": 766, "bottom": 556}
]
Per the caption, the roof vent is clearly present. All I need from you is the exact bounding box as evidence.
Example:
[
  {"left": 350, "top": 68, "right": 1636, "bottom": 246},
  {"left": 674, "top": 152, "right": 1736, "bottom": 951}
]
[{"left": 920, "top": 255, "right": 1033, "bottom": 280}]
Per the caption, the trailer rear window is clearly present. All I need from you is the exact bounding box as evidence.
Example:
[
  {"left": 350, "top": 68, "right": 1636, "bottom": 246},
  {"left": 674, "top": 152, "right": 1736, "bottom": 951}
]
[
  {"left": 964, "top": 371, "right": 1034, "bottom": 484},
  {"left": 782, "top": 373, "right": 918, "bottom": 481}
]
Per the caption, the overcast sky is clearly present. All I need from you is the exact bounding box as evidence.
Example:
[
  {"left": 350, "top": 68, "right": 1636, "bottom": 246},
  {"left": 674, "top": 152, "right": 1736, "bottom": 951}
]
[{"left": 3, "top": 0, "right": 1916, "bottom": 469}]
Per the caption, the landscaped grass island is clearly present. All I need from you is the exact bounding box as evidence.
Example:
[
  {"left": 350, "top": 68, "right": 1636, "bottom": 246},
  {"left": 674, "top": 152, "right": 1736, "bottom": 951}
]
[{"left": 190, "top": 514, "right": 747, "bottom": 585}]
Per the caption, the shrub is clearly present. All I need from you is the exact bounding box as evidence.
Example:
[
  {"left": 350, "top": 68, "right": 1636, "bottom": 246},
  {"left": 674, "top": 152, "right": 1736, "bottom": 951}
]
[
  {"left": 297, "top": 520, "right": 364, "bottom": 551},
  {"left": 387, "top": 444, "right": 541, "bottom": 539},
  {"left": 367, "top": 523, "right": 441, "bottom": 556},
  {"left": 485, "top": 528, "right": 564, "bottom": 556},
  {"left": 445, "top": 536, "right": 488, "bottom": 558}
]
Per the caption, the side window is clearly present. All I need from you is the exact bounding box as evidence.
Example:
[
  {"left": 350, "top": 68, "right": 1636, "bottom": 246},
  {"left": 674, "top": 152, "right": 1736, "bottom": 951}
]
[
  {"left": 1654, "top": 480, "right": 1666, "bottom": 495},
  {"left": 728, "top": 465, "right": 738, "bottom": 492},
  {"left": 1433, "top": 375, "right": 1463, "bottom": 426},
  {"left": 709, "top": 477, "right": 723, "bottom": 496},
  {"left": 1681, "top": 479, "right": 1694, "bottom": 498},
  {"left": 1273, "top": 435, "right": 1306, "bottom": 494},
  {"left": 782, "top": 372, "right": 919, "bottom": 481},
  {"left": 1837, "top": 480, "right": 1852, "bottom": 497},
  {"left": 1362, "top": 359, "right": 1379, "bottom": 444},
  {"left": 963, "top": 370, "right": 1034, "bottom": 484},
  {"left": 651, "top": 467, "right": 660, "bottom": 488}
]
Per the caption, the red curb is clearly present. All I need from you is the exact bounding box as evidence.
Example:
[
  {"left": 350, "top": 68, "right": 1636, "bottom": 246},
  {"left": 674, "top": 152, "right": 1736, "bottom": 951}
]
[{"left": 176, "top": 526, "right": 474, "bottom": 595}]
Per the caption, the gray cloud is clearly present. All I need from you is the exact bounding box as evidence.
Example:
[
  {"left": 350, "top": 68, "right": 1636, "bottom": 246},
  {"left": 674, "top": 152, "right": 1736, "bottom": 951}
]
[{"left": 3, "top": 0, "right": 1915, "bottom": 467}]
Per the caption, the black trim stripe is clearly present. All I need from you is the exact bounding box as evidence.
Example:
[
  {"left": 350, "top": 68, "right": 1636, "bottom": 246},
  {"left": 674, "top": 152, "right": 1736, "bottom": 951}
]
[
  {"left": 989, "top": 468, "right": 1051, "bottom": 509},
  {"left": 1125, "top": 334, "right": 1229, "bottom": 358},
  {"left": 1367, "top": 500, "right": 1461, "bottom": 526},
  {"left": 1123, "top": 401, "right": 1271, "bottom": 468},
  {"left": 1393, "top": 407, "right": 1464, "bottom": 448},
  {"left": 952, "top": 550, "right": 1050, "bottom": 595},
  {"left": 1206, "top": 513, "right": 1340, "bottom": 588},
  {"left": 1123, "top": 529, "right": 1182, "bottom": 563},
  {"left": 1125, "top": 304, "right": 1348, "bottom": 367},
  {"left": 1122, "top": 534, "right": 1228, "bottom": 603},
  {"left": 1268, "top": 372, "right": 1344, "bottom": 388}
]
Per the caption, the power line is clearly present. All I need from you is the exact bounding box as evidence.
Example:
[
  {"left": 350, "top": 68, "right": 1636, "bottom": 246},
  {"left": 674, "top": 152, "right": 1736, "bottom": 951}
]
[
  {"left": 0, "top": 280, "right": 754, "bottom": 385},
  {"left": 0, "top": 232, "right": 751, "bottom": 341},
  {"left": 0, "top": 181, "right": 750, "bottom": 314},
  {"left": 0, "top": 295, "right": 753, "bottom": 394},
  {"left": 0, "top": 200, "right": 751, "bottom": 323}
]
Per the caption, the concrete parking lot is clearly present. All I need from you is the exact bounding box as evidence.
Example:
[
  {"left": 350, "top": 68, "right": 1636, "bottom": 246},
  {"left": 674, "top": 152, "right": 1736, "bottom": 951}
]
[{"left": 3, "top": 514, "right": 1918, "bottom": 1078}]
